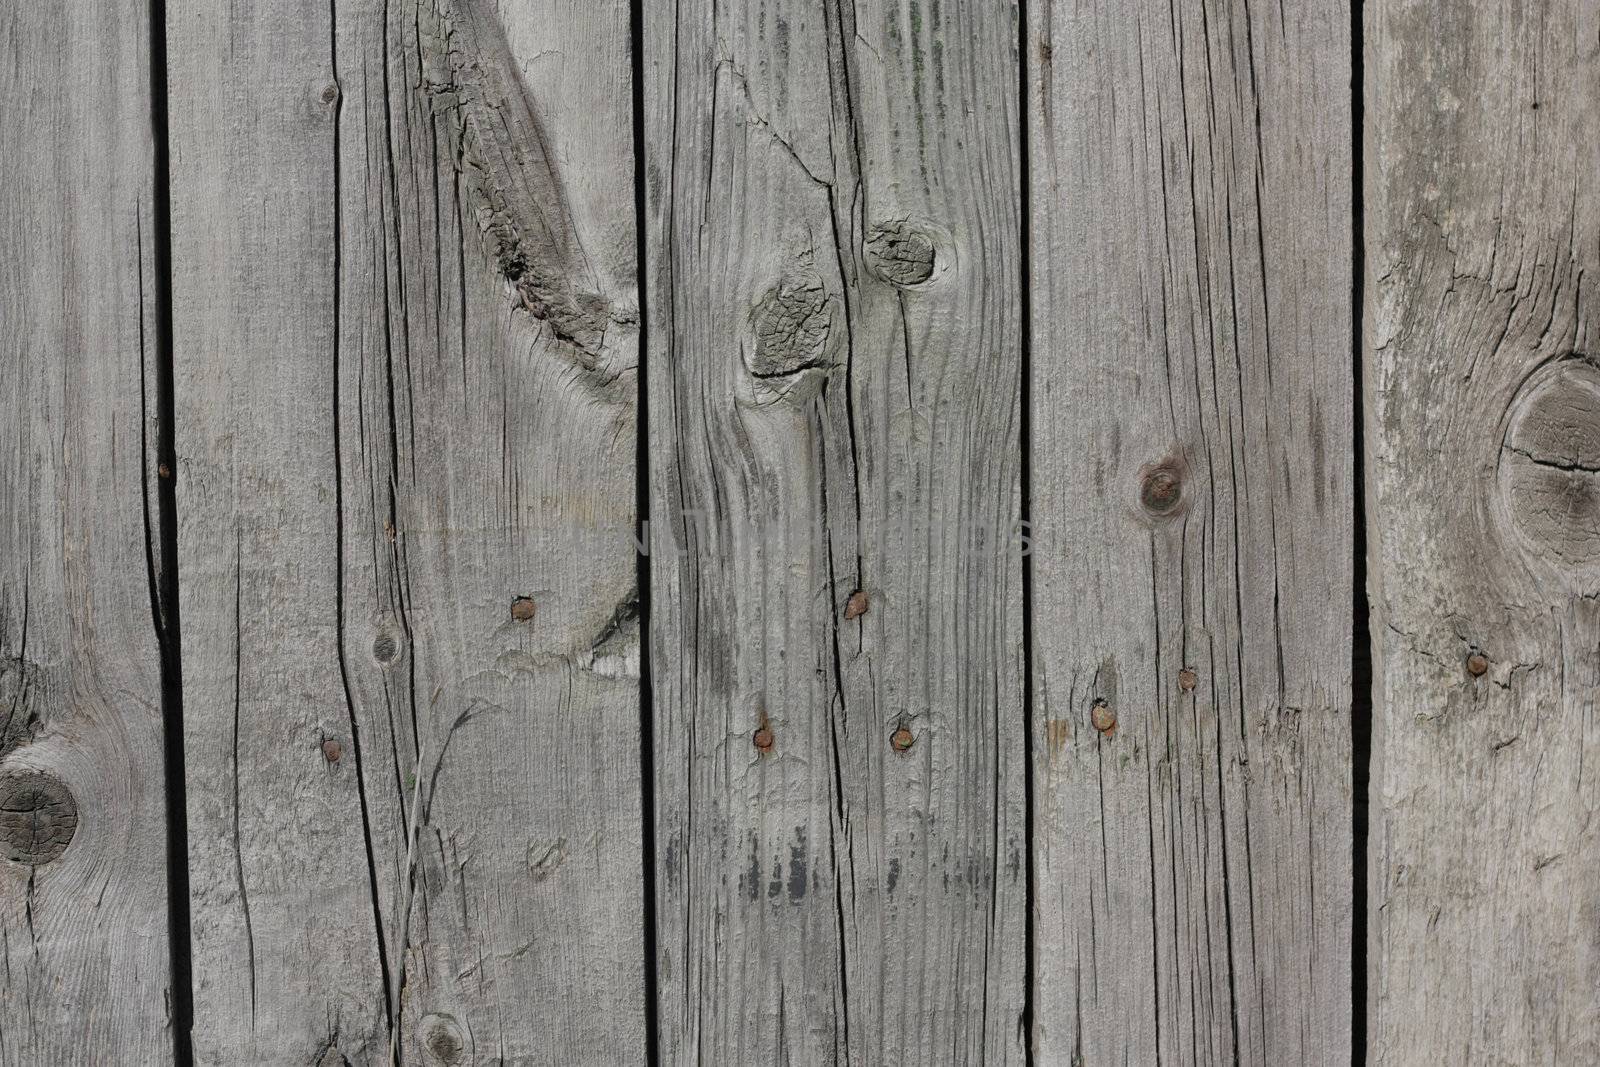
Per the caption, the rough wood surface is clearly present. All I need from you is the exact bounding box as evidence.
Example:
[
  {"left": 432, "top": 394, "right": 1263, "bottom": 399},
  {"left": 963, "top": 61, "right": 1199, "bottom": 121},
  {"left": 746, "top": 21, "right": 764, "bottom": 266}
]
[
  {"left": 1366, "top": 0, "right": 1600, "bottom": 1061},
  {"left": 0, "top": 3, "right": 175, "bottom": 1060},
  {"left": 171, "top": 0, "right": 645, "bottom": 1061},
  {"left": 644, "top": 1, "right": 1026, "bottom": 1061},
  {"left": 1027, "top": 0, "right": 1354, "bottom": 1061}
]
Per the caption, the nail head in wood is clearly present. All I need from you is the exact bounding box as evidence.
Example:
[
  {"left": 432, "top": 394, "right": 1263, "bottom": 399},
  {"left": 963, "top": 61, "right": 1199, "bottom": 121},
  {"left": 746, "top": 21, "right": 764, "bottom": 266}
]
[
  {"left": 1090, "top": 699, "right": 1116, "bottom": 734},
  {"left": 322, "top": 738, "right": 344, "bottom": 763},
  {"left": 510, "top": 596, "right": 537, "bottom": 622},
  {"left": 1178, "top": 667, "right": 1198, "bottom": 692},
  {"left": 844, "top": 590, "right": 869, "bottom": 620},
  {"left": 1466, "top": 652, "right": 1489, "bottom": 677},
  {"left": 0, "top": 771, "right": 77, "bottom": 865},
  {"left": 752, "top": 725, "right": 774, "bottom": 753},
  {"left": 891, "top": 726, "right": 915, "bottom": 752}
]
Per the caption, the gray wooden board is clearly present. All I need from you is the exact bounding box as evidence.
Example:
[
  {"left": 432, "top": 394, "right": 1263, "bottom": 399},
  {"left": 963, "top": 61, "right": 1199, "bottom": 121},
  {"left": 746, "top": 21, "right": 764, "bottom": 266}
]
[
  {"left": 171, "top": 0, "right": 645, "bottom": 1061},
  {"left": 644, "top": 0, "right": 1027, "bottom": 1062},
  {"left": 1366, "top": 0, "right": 1600, "bottom": 1060},
  {"left": 1027, "top": 0, "right": 1354, "bottom": 1061},
  {"left": 0, "top": 1, "right": 175, "bottom": 1061}
]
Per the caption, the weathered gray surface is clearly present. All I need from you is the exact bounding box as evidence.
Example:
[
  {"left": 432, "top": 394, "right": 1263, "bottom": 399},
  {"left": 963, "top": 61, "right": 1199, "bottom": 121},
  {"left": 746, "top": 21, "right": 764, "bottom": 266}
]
[
  {"left": 1366, "top": 0, "right": 1600, "bottom": 1061},
  {"left": 644, "top": 0, "right": 1026, "bottom": 1061},
  {"left": 0, "top": 2, "right": 175, "bottom": 1060},
  {"left": 1027, "top": 0, "right": 1354, "bottom": 1061},
  {"left": 171, "top": 0, "right": 644, "bottom": 1061}
]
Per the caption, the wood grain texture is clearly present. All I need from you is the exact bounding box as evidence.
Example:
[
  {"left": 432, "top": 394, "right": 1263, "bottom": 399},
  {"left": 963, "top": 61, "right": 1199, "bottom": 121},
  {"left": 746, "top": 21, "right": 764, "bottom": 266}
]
[
  {"left": 0, "top": 2, "right": 175, "bottom": 1060},
  {"left": 171, "top": 0, "right": 645, "bottom": 1061},
  {"left": 644, "top": 0, "right": 1026, "bottom": 1062},
  {"left": 1027, "top": 0, "right": 1353, "bottom": 1061},
  {"left": 1366, "top": 0, "right": 1600, "bottom": 1061}
]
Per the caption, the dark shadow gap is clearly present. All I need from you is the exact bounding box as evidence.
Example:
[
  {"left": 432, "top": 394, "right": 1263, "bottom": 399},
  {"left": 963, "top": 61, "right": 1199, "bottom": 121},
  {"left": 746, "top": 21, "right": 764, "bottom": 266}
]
[
  {"left": 630, "top": 1, "right": 662, "bottom": 1061},
  {"left": 1351, "top": 0, "right": 1370, "bottom": 1059},
  {"left": 148, "top": 0, "right": 194, "bottom": 1061},
  {"left": 1017, "top": 0, "right": 1037, "bottom": 1060}
]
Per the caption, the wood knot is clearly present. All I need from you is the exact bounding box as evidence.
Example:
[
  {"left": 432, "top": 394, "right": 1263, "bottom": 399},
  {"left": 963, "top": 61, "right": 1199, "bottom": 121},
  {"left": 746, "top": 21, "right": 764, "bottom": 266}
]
[
  {"left": 1089, "top": 699, "right": 1117, "bottom": 735},
  {"left": 371, "top": 632, "right": 400, "bottom": 664},
  {"left": 1139, "top": 458, "right": 1186, "bottom": 517},
  {"left": 748, "top": 274, "right": 834, "bottom": 392},
  {"left": 864, "top": 220, "right": 941, "bottom": 288},
  {"left": 0, "top": 771, "right": 77, "bottom": 865},
  {"left": 419, "top": 1014, "right": 465, "bottom": 1065},
  {"left": 1498, "top": 359, "right": 1600, "bottom": 574}
]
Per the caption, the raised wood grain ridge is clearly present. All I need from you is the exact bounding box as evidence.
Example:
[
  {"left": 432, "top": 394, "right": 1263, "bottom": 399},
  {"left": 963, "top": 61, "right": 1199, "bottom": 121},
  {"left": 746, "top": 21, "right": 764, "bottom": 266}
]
[
  {"left": 644, "top": 0, "right": 1027, "bottom": 1061},
  {"left": 1028, "top": 0, "right": 1355, "bottom": 1061},
  {"left": 0, "top": 2, "right": 175, "bottom": 1060},
  {"left": 1367, "top": 0, "right": 1600, "bottom": 1061},
  {"left": 171, "top": 0, "right": 644, "bottom": 1060}
]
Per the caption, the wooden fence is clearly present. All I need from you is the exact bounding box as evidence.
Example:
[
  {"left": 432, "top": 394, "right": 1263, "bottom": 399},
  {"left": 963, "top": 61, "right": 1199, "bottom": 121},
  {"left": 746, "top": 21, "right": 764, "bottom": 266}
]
[{"left": 2, "top": 0, "right": 1592, "bottom": 1062}]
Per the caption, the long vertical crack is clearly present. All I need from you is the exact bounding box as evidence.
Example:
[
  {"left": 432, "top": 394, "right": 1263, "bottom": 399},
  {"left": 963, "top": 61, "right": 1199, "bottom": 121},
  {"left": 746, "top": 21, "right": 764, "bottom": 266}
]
[
  {"left": 630, "top": 0, "right": 661, "bottom": 1059},
  {"left": 326, "top": 0, "right": 399, "bottom": 1045},
  {"left": 147, "top": 0, "right": 194, "bottom": 1059}
]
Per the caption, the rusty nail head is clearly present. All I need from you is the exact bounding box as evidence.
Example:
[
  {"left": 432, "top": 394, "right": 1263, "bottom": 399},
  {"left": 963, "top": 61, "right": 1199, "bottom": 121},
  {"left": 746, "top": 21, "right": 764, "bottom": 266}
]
[
  {"left": 844, "top": 590, "right": 870, "bottom": 620},
  {"left": 1178, "top": 668, "right": 1198, "bottom": 692},
  {"left": 752, "top": 726, "right": 774, "bottom": 752},
  {"left": 510, "top": 596, "right": 537, "bottom": 622},
  {"left": 1090, "top": 699, "right": 1116, "bottom": 733},
  {"left": 158, "top": 462, "right": 172, "bottom": 479},
  {"left": 891, "top": 726, "right": 915, "bottom": 752},
  {"left": 322, "top": 738, "right": 343, "bottom": 763},
  {"left": 1466, "top": 652, "right": 1489, "bottom": 677}
]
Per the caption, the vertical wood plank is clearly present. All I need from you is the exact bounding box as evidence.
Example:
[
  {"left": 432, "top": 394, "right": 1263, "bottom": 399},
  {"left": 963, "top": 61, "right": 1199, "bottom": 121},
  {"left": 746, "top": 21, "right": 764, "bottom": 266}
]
[
  {"left": 1027, "top": 0, "right": 1353, "bottom": 1061},
  {"left": 1367, "top": 0, "right": 1600, "bottom": 1061},
  {"left": 170, "top": 0, "right": 645, "bottom": 1060},
  {"left": 644, "top": 0, "right": 1026, "bottom": 1061},
  {"left": 0, "top": 3, "right": 174, "bottom": 1059}
]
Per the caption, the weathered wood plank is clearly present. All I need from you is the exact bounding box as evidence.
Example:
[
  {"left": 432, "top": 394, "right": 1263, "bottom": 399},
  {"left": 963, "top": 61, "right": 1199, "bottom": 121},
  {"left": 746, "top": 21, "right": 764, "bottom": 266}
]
[
  {"left": 1366, "top": 1, "right": 1600, "bottom": 1061},
  {"left": 171, "top": 0, "right": 645, "bottom": 1060},
  {"left": 644, "top": 1, "right": 1026, "bottom": 1061},
  {"left": 0, "top": 2, "right": 175, "bottom": 1059},
  {"left": 1027, "top": 0, "right": 1354, "bottom": 1061}
]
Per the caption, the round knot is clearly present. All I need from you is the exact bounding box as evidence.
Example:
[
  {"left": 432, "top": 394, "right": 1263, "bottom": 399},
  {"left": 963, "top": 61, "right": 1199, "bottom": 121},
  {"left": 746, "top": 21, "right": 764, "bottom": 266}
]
[
  {"left": 1140, "top": 461, "right": 1185, "bottom": 517},
  {"left": 1498, "top": 359, "right": 1600, "bottom": 573},
  {"left": 864, "top": 220, "right": 940, "bottom": 288},
  {"left": 0, "top": 771, "right": 77, "bottom": 865}
]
